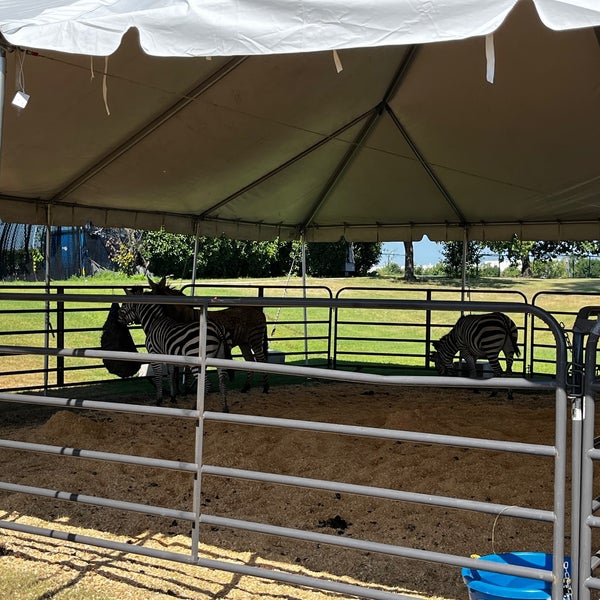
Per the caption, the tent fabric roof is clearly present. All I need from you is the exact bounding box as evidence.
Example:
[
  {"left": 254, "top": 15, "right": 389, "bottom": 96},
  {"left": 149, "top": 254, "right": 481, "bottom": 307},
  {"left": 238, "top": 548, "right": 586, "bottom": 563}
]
[{"left": 0, "top": 0, "right": 599, "bottom": 242}]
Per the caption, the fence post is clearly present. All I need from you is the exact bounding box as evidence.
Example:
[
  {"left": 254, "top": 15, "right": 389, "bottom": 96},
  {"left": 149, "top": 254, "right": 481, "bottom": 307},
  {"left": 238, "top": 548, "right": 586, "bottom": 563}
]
[
  {"left": 425, "top": 289, "right": 432, "bottom": 369},
  {"left": 56, "top": 286, "right": 64, "bottom": 387}
]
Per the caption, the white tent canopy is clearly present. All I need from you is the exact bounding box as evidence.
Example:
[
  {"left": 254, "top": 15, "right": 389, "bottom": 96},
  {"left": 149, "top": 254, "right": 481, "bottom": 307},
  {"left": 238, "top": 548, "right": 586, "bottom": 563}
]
[{"left": 0, "top": 0, "right": 599, "bottom": 242}]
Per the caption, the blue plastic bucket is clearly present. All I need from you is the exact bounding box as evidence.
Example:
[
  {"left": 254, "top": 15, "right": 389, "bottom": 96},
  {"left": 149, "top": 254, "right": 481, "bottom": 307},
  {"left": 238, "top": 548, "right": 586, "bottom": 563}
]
[{"left": 462, "top": 552, "right": 571, "bottom": 600}]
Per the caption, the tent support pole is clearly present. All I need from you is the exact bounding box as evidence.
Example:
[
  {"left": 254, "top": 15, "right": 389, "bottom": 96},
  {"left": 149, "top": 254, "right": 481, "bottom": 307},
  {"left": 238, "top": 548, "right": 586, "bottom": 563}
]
[
  {"left": 191, "top": 223, "right": 200, "bottom": 296},
  {"left": 461, "top": 229, "right": 468, "bottom": 304},
  {"left": 0, "top": 47, "right": 6, "bottom": 155},
  {"left": 44, "top": 210, "right": 51, "bottom": 395},
  {"left": 301, "top": 235, "right": 308, "bottom": 365}
]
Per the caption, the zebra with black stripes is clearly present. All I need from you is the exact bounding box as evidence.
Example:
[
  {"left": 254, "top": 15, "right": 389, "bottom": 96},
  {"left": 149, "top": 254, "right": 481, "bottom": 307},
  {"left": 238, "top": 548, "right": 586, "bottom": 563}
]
[
  {"left": 209, "top": 306, "right": 269, "bottom": 393},
  {"left": 147, "top": 276, "right": 270, "bottom": 393},
  {"left": 431, "top": 312, "right": 519, "bottom": 392},
  {"left": 118, "top": 288, "right": 233, "bottom": 412}
]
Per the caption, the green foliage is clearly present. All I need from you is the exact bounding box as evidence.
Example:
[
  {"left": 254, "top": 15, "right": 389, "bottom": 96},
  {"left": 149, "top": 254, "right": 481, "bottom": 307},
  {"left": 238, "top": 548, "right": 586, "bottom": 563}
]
[
  {"left": 440, "top": 241, "right": 485, "bottom": 278},
  {"left": 478, "top": 263, "right": 500, "bottom": 277},
  {"left": 572, "top": 257, "right": 600, "bottom": 278},
  {"left": 502, "top": 265, "right": 521, "bottom": 277},
  {"left": 487, "top": 237, "right": 600, "bottom": 277},
  {"left": 530, "top": 259, "right": 567, "bottom": 279},
  {"left": 425, "top": 262, "right": 446, "bottom": 276},
  {"left": 141, "top": 230, "right": 300, "bottom": 279},
  {"left": 378, "top": 262, "right": 404, "bottom": 276},
  {"left": 142, "top": 230, "right": 196, "bottom": 277},
  {"left": 306, "top": 241, "right": 382, "bottom": 276},
  {"left": 30, "top": 247, "right": 44, "bottom": 272}
]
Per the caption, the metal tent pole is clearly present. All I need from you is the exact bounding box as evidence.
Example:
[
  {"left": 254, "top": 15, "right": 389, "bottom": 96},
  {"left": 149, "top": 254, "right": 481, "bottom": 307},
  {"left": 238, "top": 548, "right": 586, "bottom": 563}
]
[
  {"left": 0, "top": 47, "right": 6, "bottom": 153},
  {"left": 191, "top": 222, "right": 200, "bottom": 296},
  {"left": 44, "top": 215, "right": 51, "bottom": 394},
  {"left": 461, "top": 228, "right": 468, "bottom": 303},
  {"left": 301, "top": 235, "right": 308, "bottom": 365}
]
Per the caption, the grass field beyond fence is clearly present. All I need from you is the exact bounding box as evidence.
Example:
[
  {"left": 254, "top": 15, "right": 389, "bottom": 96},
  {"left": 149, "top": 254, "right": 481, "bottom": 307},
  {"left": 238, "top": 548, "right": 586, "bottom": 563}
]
[{"left": 0, "top": 275, "right": 598, "bottom": 390}]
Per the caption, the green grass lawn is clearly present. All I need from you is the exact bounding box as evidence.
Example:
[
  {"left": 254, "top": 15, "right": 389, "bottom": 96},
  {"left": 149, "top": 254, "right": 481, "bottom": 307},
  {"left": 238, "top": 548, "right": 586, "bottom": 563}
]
[{"left": 0, "top": 274, "right": 598, "bottom": 389}]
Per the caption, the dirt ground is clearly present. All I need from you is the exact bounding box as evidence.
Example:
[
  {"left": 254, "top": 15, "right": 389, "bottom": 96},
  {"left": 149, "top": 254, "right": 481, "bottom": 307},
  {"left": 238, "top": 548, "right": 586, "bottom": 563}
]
[{"left": 0, "top": 377, "right": 574, "bottom": 599}]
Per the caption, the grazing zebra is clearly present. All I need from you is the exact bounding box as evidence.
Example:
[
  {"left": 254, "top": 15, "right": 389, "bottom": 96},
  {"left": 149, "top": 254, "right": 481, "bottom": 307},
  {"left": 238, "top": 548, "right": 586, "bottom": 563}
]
[
  {"left": 118, "top": 288, "right": 233, "bottom": 412},
  {"left": 209, "top": 307, "right": 269, "bottom": 393},
  {"left": 147, "top": 276, "right": 270, "bottom": 393},
  {"left": 431, "top": 312, "right": 520, "bottom": 396}
]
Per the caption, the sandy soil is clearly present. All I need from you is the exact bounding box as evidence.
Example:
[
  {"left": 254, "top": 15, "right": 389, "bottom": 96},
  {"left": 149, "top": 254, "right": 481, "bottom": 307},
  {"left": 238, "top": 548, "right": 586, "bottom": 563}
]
[{"left": 0, "top": 379, "right": 580, "bottom": 599}]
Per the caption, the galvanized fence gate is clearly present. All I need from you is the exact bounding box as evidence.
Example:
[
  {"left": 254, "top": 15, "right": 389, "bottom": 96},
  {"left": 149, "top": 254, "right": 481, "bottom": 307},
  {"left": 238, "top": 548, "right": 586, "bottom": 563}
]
[
  {"left": 570, "top": 307, "right": 600, "bottom": 600},
  {"left": 0, "top": 290, "right": 579, "bottom": 600}
]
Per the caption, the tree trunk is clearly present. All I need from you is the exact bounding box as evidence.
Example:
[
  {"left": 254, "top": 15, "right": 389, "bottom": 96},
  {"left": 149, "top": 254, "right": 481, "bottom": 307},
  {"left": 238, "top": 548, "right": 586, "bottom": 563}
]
[
  {"left": 521, "top": 254, "right": 532, "bottom": 277},
  {"left": 404, "top": 241, "right": 417, "bottom": 281}
]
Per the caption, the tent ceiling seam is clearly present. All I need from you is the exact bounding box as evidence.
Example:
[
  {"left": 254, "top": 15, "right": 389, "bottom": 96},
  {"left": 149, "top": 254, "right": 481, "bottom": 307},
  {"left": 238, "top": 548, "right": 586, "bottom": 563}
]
[
  {"left": 299, "top": 45, "right": 420, "bottom": 233},
  {"left": 386, "top": 105, "right": 467, "bottom": 224},
  {"left": 49, "top": 56, "right": 248, "bottom": 202},
  {"left": 198, "top": 106, "right": 379, "bottom": 218}
]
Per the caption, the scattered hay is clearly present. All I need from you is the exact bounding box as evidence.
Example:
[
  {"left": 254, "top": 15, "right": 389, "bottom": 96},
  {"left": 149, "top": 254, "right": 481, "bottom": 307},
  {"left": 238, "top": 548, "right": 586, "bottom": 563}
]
[{"left": 0, "top": 381, "right": 582, "bottom": 599}]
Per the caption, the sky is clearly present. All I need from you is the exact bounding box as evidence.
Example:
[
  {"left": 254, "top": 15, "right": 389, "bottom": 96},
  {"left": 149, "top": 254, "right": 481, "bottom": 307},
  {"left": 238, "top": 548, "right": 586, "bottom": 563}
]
[{"left": 380, "top": 237, "right": 442, "bottom": 267}]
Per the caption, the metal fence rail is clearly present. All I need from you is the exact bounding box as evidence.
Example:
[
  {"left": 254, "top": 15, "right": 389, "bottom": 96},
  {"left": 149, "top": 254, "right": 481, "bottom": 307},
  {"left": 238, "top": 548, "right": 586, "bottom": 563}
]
[
  {"left": 0, "top": 292, "right": 570, "bottom": 600},
  {"left": 333, "top": 286, "right": 529, "bottom": 374},
  {"left": 574, "top": 310, "right": 600, "bottom": 599},
  {"left": 0, "top": 282, "right": 591, "bottom": 391}
]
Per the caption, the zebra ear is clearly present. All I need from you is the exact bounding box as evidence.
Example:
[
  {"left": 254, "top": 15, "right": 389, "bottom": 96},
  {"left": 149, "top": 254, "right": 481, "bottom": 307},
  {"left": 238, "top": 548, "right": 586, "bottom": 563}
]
[
  {"left": 432, "top": 340, "right": 440, "bottom": 349},
  {"left": 123, "top": 286, "right": 143, "bottom": 296}
]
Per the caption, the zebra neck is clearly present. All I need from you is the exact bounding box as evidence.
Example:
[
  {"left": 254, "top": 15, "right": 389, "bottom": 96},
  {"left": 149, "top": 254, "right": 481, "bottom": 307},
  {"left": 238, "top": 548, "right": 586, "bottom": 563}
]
[
  {"left": 440, "top": 332, "right": 458, "bottom": 355},
  {"left": 137, "top": 304, "right": 165, "bottom": 332}
]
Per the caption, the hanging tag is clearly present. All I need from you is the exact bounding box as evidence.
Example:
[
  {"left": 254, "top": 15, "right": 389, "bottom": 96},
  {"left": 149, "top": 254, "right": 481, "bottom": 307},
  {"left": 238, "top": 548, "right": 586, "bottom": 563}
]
[
  {"left": 485, "top": 34, "right": 495, "bottom": 84},
  {"left": 13, "top": 49, "right": 30, "bottom": 110},
  {"left": 12, "top": 91, "right": 30, "bottom": 109},
  {"left": 333, "top": 50, "right": 343, "bottom": 74}
]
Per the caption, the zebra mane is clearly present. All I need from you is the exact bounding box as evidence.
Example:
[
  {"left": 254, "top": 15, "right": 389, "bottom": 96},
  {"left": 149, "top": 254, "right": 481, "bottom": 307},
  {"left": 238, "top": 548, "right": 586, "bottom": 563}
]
[{"left": 147, "top": 276, "right": 183, "bottom": 297}]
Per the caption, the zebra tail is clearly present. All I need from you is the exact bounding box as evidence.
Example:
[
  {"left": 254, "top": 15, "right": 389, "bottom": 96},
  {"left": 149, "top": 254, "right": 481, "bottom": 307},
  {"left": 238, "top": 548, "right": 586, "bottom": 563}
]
[{"left": 508, "top": 326, "right": 521, "bottom": 356}]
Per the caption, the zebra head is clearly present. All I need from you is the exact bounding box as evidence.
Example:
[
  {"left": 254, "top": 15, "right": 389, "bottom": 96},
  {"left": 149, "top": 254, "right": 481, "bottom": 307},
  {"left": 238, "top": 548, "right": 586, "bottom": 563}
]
[
  {"left": 431, "top": 337, "right": 453, "bottom": 375},
  {"left": 118, "top": 287, "right": 144, "bottom": 326}
]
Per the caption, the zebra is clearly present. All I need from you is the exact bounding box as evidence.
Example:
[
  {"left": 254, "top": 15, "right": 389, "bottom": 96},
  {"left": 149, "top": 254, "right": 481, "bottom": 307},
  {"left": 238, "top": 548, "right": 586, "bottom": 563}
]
[
  {"left": 209, "top": 306, "right": 269, "bottom": 393},
  {"left": 118, "top": 288, "right": 233, "bottom": 412},
  {"left": 431, "top": 312, "right": 520, "bottom": 397},
  {"left": 147, "top": 276, "right": 270, "bottom": 393}
]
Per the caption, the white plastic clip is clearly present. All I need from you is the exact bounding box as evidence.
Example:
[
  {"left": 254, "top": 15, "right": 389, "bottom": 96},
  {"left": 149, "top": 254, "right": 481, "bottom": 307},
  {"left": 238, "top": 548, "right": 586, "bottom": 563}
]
[
  {"left": 333, "top": 50, "right": 343, "bottom": 74},
  {"left": 485, "top": 34, "right": 495, "bottom": 84}
]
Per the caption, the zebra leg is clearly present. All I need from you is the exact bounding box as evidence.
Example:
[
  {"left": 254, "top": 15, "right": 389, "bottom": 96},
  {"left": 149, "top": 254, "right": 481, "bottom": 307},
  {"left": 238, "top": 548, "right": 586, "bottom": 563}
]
[
  {"left": 166, "top": 363, "right": 177, "bottom": 403},
  {"left": 505, "top": 352, "right": 514, "bottom": 374},
  {"left": 255, "top": 342, "right": 270, "bottom": 394},
  {"left": 238, "top": 343, "right": 255, "bottom": 393},
  {"left": 464, "top": 355, "right": 478, "bottom": 378},
  {"left": 150, "top": 361, "right": 164, "bottom": 406},
  {"left": 217, "top": 367, "right": 229, "bottom": 412},
  {"left": 487, "top": 356, "right": 508, "bottom": 399}
]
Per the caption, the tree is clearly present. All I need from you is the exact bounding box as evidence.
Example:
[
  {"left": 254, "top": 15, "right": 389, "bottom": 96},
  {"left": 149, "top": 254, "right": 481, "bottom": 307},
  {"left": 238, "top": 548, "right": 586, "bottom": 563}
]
[
  {"left": 142, "top": 230, "right": 196, "bottom": 277},
  {"left": 487, "top": 238, "right": 536, "bottom": 277},
  {"left": 99, "top": 227, "right": 148, "bottom": 275},
  {"left": 486, "top": 237, "right": 600, "bottom": 277},
  {"left": 403, "top": 241, "right": 416, "bottom": 281},
  {"left": 305, "top": 241, "right": 382, "bottom": 276},
  {"left": 440, "top": 241, "right": 485, "bottom": 278}
]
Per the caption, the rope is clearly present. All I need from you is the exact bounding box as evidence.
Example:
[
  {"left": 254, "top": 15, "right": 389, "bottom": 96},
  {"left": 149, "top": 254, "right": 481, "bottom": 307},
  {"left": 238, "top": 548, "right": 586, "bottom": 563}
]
[{"left": 270, "top": 250, "right": 299, "bottom": 339}]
